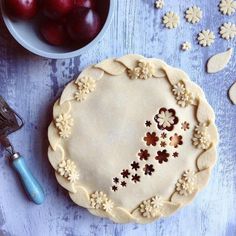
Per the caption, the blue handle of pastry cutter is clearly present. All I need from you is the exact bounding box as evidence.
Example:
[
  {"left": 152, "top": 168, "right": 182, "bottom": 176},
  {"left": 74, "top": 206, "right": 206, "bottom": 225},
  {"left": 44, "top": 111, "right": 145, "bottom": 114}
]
[{"left": 11, "top": 154, "right": 45, "bottom": 205}]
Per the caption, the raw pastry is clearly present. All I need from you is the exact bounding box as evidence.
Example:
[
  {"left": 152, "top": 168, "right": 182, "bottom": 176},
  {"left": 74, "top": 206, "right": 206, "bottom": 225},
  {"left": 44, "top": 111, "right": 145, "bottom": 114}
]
[
  {"left": 229, "top": 82, "right": 236, "bottom": 104},
  {"left": 197, "top": 30, "right": 215, "bottom": 47},
  {"left": 185, "top": 6, "right": 202, "bottom": 24},
  {"left": 181, "top": 42, "right": 191, "bottom": 51},
  {"left": 220, "top": 22, "right": 236, "bottom": 40},
  {"left": 219, "top": 0, "right": 236, "bottom": 15},
  {"left": 155, "top": 0, "right": 164, "bottom": 9},
  {"left": 207, "top": 48, "right": 233, "bottom": 73},
  {"left": 48, "top": 55, "right": 218, "bottom": 223},
  {"left": 163, "top": 12, "right": 179, "bottom": 29}
]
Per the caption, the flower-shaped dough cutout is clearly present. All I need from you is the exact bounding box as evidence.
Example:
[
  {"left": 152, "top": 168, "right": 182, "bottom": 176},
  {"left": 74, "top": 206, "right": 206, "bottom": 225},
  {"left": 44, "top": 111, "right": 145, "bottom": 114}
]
[
  {"left": 219, "top": 0, "right": 236, "bottom": 15},
  {"left": 197, "top": 30, "right": 215, "bottom": 47},
  {"left": 74, "top": 91, "right": 87, "bottom": 102},
  {"left": 103, "top": 199, "right": 114, "bottom": 213},
  {"left": 220, "top": 22, "right": 236, "bottom": 40},
  {"left": 163, "top": 12, "right": 180, "bottom": 29},
  {"left": 138, "top": 149, "right": 150, "bottom": 160},
  {"left": 90, "top": 191, "right": 108, "bottom": 209},
  {"left": 154, "top": 108, "right": 179, "bottom": 131},
  {"left": 57, "top": 159, "right": 79, "bottom": 183},
  {"left": 75, "top": 76, "right": 96, "bottom": 94},
  {"left": 181, "top": 42, "right": 191, "bottom": 51},
  {"left": 172, "top": 82, "right": 186, "bottom": 96},
  {"left": 176, "top": 170, "right": 196, "bottom": 196},
  {"left": 55, "top": 113, "right": 74, "bottom": 139},
  {"left": 155, "top": 0, "right": 164, "bottom": 9},
  {"left": 185, "top": 6, "right": 202, "bottom": 24}
]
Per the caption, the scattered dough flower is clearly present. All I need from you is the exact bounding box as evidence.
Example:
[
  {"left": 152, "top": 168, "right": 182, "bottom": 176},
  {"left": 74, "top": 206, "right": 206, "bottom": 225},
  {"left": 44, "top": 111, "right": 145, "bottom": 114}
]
[
  {"left": 90, "top": 191, "right": 108, "bottom": 209},
  {"left": 128, "top": 60, "right": 154, "bottom": 80},
  {"left": 197, "top": 30, "right": 215, "bottom": 47},
  {"left": 185, "top": 6, "right": 202, "bottom": 24},
  {"left": 219, "top": 0, "right": 236, "bottom": 15},
  {"left": 155, "top": 0, "right": 164, "bottom": 9},
  {"left": 176, "top": 170, "right": 196, "bottom": 196},
  {"left": 55, "top": 113, "right": 74, "bottom": 139},
  {"left": 75, "top": 76, "right": 96, "bottom": 94},
  {"left": 220, "top": 22, "right": 236, "bottom": 40},
  {"left": 151, "top": 196, "right": 164, "bottom": 209},
  {"left": 181, "top": 42, "right": 192, "bottom": 51},
  {"left": 163, "top": 12, "right": 180, "bottom": 29}
]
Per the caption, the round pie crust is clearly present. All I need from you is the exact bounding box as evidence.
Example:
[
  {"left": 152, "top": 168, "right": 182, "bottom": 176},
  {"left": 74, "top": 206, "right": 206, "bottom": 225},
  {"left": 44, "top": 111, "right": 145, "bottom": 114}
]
[{"left": 48, "top": 54, "right": 218, "bottom": 224}]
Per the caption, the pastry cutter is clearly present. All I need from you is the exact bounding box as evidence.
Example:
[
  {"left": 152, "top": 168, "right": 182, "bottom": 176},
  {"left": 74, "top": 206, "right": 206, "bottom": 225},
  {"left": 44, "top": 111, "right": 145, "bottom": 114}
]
[{"left": 0, "top": 96, "right": 45, "bottom": 204}]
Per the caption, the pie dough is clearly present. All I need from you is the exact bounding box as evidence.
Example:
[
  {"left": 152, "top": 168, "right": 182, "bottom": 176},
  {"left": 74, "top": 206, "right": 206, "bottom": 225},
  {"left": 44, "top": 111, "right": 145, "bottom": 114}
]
[{"left": 48, "top": 55, "right": 218, "bottom": 223}]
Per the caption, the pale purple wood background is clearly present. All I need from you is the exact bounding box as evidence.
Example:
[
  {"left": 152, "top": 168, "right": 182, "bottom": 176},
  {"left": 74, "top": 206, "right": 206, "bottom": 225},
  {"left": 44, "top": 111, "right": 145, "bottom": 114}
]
[{"left": 0, "top": 0, "right": 235, "bottom": 235}]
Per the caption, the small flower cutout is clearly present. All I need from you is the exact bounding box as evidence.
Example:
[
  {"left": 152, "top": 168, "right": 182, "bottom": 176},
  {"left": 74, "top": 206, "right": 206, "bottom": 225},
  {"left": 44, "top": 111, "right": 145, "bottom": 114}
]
[
  {"left": 55, "top": 113, "right": 74, "bottom": 139},
  {"left": 192, "top": 123, "right": 211, "bottom": 150},
  {"left": 185, "top": 6, "right": 202, "bottom": 24},
  {"left": 198, "top": 30, "right": 215, "bottom": 47},
  {"left": 143, "top": 132, "right": 159, "bottom": 146},
  {"left": 181, "top": 42, "right": 191, "bottom": 51},
  {"left": 163, "top": 12, "right": 180, "bottom": 29},
  {"left": 219, "top": 0, "right": 236, "bottom": 15},
  {"left": 220, "top": 22, "right": 236, "bottom": 40},
  {"left": 155, "top": 0, "right": 164, "bottom": 9}
]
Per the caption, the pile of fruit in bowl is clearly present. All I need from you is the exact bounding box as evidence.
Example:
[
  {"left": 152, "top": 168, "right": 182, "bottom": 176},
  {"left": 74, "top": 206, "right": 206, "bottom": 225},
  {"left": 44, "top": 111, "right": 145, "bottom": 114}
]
[{"left": 5, "top": 0, "right": 109, "bottom": 48}]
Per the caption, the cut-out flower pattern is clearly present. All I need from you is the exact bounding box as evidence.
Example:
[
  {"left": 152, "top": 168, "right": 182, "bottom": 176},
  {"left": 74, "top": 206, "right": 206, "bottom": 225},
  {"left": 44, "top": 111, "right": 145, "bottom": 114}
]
[
  {"left": 145, "top": 120, "right": 152, "bottom": 127},
  {"left": 154, "top": 108, "right": 178, "bottom": 131},
  {"left": 160, "top": 141, "right": 167, "bottom": 147},
  {"left": 143, "top": 164, "right": 155, "bottom": 175},
  {"left": 176, "top": 170, "right": 196, "bottom": 196},
  {"left": 170, "top": 134, "right": 183, "bottom": 148},
  {"left": 173, "top": 152, "right": 179, "bottom": 158},
  {"left": 113, "top": 177, "right": 119, "bottom": 184},
  {"left": 121, "top": 169, "right": 131, "bottom": 178},
  {"left": 90, "top": 191, "right": 114, "bottom": 212},
  {"left": 185, "top": 6, "right": 202, "bottom": 24},
  {"left": 163, "top": 12, "right": 180, "bottom": 29},
  {"left": 219, "top": 0, "right": 236, "bottom": 15},
  {"left": 121, "top": 181, "right": 127, "bottom": 187},
  {"left": 155, "top": 150, "right": 170, "bottom": 164},
  {"left": 132, "top": 174, "right": 141, "bottom": 183},
  {"left": 155, "top": 0, "right": 164, "bottom": 9},
  {"left": 181, "top": 121, "right": 190, "bottom": 131},
  {"left": 128, "top": 60, "right": 155, "bottom": 80},
  {"left": 55, "top": 113, "right": 74, "bottom": 139},
  {"left": 198, "top": 30, "right": 215, "bottom": 47},
  {"left": 131, "top": 161, "right": 140, "bottom": 171},
  {"left": 220, "top": 22, "right": 236, "bottom": 40},
  {"left": 143, "top": 132, "right": 159, "bottom": 146},
  {"left": 172, "top": 83, "right": 194, "bottom": 107},
  {"left": 75, "top": 76, "right": 96, "bottom": 94},
  {"left": 112, "top": 186, "right": 118, "bottom": 192},
  {"left": 139, "top": 196, "right": 164, "bottom": 218},
  {"left": 192, "top": 123, "right": 211, "bottom": 150},
  {"left": 161, "top": 132, "right": 167, "bottom": 139},
  {"left": 138, "top": 149, "right": 150, "bottom": 161},
  {"left": 57, "top": 159, "right": 79, "bottom": 183}
]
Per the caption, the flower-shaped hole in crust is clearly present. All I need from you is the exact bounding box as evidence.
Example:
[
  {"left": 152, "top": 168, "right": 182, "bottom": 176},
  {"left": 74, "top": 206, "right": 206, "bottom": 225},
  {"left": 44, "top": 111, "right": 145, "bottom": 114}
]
[
  {"left": 138, "top": 149, "right": 150, "bottom": 161},
  {"left": 155, "top": 150, "right": 170, "bottom": 164},
  {"left": 154, "top": 108, "right": 179, "bottom": 131},
  {"left": 143, "top": 132, "right": 159, "bottom": 146},
  {"left": 169, "top": 133, "right": 183, "bottom": 148}
]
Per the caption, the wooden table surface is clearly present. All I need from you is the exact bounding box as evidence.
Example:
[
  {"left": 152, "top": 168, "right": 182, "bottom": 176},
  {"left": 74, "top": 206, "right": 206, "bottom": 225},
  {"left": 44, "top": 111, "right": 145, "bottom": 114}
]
[{"left": 0, "top": 0, "right": 235, "bottom": 235}]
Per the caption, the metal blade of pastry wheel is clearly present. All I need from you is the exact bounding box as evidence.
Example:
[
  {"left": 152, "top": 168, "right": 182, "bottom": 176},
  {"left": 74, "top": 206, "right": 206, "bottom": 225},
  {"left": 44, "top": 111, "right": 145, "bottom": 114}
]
[{"left": 0, "top": 96, "right": 45, "bottom": 204}]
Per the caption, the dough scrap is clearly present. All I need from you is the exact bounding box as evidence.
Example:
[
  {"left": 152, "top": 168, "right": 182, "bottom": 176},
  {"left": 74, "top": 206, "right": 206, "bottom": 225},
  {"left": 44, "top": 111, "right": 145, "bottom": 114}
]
[
  {"left": 207, "top": 48, "right": 233, "bottom": 73},
  {"left": 229, "top": 82, "right": 236, "bottom": 104}
]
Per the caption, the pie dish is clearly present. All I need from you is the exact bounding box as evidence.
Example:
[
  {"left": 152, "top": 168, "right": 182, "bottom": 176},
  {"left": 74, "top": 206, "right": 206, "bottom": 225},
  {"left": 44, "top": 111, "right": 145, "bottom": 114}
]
[{"left": 48, "top": 54, "right": 218, "bottom": 223}]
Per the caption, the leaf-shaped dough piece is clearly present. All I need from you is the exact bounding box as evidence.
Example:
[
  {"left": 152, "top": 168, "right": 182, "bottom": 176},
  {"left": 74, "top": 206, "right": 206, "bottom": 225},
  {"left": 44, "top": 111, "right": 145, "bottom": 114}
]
[
  {"left": 207, "top": 48, "right": 233, "bottom": 73},
  {"left": 229, "top": 82, "right": 236, "bottom": 105},
  {"left": 69, "top": 186, "right": 91, "bottom": 208}
]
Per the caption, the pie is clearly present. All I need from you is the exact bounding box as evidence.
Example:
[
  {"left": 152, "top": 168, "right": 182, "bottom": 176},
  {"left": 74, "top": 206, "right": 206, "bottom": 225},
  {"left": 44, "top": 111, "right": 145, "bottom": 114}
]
[{"left": 48, "top": 54, "right": 218, "bottom": 223}]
